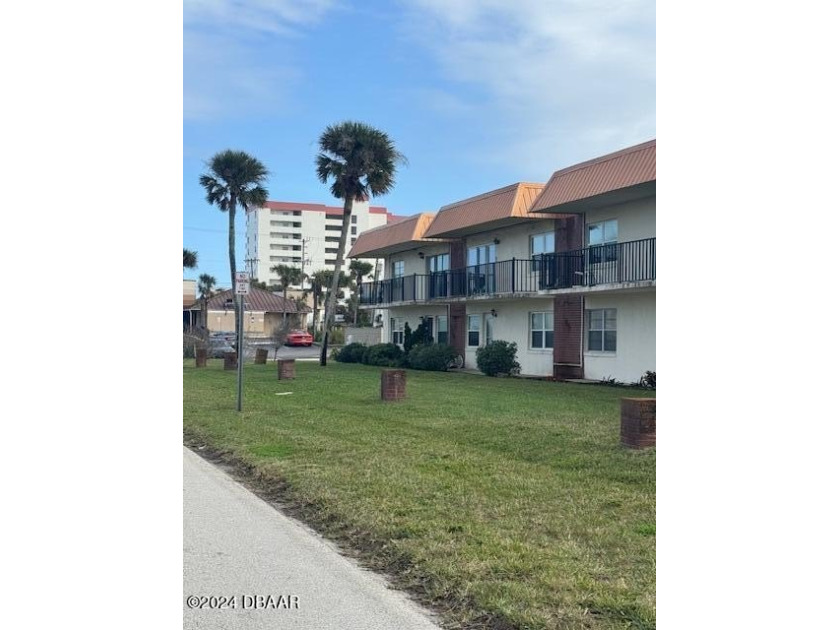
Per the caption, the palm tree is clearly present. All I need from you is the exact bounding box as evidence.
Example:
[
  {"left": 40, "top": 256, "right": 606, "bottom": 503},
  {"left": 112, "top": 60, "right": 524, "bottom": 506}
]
[
  {"left": 183, "top": 248, "right": 198, "bottom": 269},
  {"left": 315, "top": 121, "right": 404, "bottom": 365},
  {"left": 348, "top": 260, "right": 373, "bottom": 325},
  {"left": 271, "top": 264, "right": 305, "bottom": 324},
  {"left": 309, "top": 268, "right": 349, "bottom": 336},
  {"left": 197, "top": 274, "right": 216, "bottom": 328},
  {"left": 199, "top": 150, "right": 269, "bottom": 345}
]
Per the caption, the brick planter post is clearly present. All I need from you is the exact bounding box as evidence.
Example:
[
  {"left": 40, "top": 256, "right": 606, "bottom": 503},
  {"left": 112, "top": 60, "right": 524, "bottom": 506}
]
[
  {"left": 381, "top": 369, "right": 406, "bottom": 401},
  {"left": 255, "top": 348, "right": 268, "bottom": 364},
  {"left": 620, "top": 398, "right": 656, "bottom": 448},
  {"left": 195, "top": 348, "right": 207, "bottom": 368},
  {"left": 277, "top": 359, "right": 296, "bottom": 380},
  {"left": 223, "top": 352, "right": 237, "bottom": 371}
]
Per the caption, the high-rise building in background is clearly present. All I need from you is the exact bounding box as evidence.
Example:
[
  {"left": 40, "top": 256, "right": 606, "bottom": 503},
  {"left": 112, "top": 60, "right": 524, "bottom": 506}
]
[{"left": 245, "top": 199, "right": 399, "bottom": 288}]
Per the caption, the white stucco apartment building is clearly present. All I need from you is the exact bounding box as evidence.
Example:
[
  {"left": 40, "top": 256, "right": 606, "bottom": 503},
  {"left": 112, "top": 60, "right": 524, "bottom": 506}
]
[
  {"left": 348, "top": 140, "right": 656, "bottom": 384},
  {"left": 245, "top": 199, "right": 393, "bottom": 288}
]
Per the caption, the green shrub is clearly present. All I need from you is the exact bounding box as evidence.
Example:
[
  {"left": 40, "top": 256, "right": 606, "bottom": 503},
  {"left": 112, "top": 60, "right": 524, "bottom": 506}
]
[
  {"left": 336, "top": 342, "right": 368, "bottom": 364},
  {"left": 363, "top": 343, "right": 404, "bottom": 367},
  {"left": 403, "top": 320, "right": 433, "bottom": 354},
  {"left": 407, "top": 343, "right": 458, "bottom": 371},
  {"left": 476, "top": 340, "right": 521, "bottom": 377}
]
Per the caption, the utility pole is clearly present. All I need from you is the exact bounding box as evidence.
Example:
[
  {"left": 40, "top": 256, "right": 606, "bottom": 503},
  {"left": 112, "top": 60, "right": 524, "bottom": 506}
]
[{"left": 245, "top": 257, "right": 259, "bottom": 280}]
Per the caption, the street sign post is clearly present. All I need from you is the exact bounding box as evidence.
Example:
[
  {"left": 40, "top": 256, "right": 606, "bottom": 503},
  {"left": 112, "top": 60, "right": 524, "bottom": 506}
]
[
  {"left": 235, "top": 271, "right": 250, "bottom": 295},
  {"left": 234, "top": 272, "right": 249, "bottom": 411}
]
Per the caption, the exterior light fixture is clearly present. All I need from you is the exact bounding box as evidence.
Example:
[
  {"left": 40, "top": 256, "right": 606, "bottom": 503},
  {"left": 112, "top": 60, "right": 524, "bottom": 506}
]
[
  {"left": 493, "top": 238, "right": 500, "bottom": 245},
  {"left": 490, "top": 309, "right": 498, "bottom": 317},
  {"left": 418, "top": 252, "right": 425, "bottom": 259}
]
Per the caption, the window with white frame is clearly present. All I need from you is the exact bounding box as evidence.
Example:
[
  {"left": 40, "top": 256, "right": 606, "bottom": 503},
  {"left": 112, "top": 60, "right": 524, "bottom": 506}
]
[
  {"left": 530, "top": 232, "right": 555, "bottom": 270},
  {"left": 436, "top": 316, "right": 448, "bottom": 344},
  {"left": 587, "top": 308, "right": 617, "bottom": 352},
  {"left": 391, "top": 317, "right": 405, "bottom": 346},
  {"left": 468, "top": 315, "right": 480, "bottom": 347},
  {"left": 391, "top": 260, "right": 404, "bottom": 278},
  {"left": 587, "top": 220, "right": 618, "bottom": 263},
  {"left": 426, "top": 253, "right": 450, "bottom": 273},
  {"left": 530, "top": 312, "right": 554, "bottom": 349}
]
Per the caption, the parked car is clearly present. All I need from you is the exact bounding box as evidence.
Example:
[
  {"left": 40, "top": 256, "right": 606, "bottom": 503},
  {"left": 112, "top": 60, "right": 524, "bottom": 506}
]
[
  {"left": 285, "top": 330, "right": 313, "bottom": 347},
  {"left": 208, "top": 338, "right": 236, "bottom": 358},
  {"left": 211, "top": 331, "right": 235, "bottom": 344}
]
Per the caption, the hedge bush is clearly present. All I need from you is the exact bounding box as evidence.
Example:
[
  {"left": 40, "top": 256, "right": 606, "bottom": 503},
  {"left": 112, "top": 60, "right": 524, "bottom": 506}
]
[
  {"left": 363, "top": 343, "right": 405, "bottom": 367},
  {"left": 335, "top": 342, "right": 368, "bottom": 364},
  {"left": 407, "top": 343, "right": 458, "bottom": 371},
  {"left": 476, "top": 340, "right": 521, "bottom": 377}
]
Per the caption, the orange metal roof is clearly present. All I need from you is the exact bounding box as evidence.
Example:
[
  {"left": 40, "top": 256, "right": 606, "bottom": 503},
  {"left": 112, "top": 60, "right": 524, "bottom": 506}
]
[
  {"left": 423, "top": 182, "right": 548, "bottom": 238},
  {"left": 530, "top": 139, "right": 656, "bottom": 213},
  {"left": 348, "top": 213, "right": 441, "bottom": 258}
]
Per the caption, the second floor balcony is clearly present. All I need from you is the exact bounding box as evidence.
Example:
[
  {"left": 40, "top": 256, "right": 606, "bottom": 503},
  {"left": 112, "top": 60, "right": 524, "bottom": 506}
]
[{"left": 359, "top": 237, "right": 655, "bottom": 306}]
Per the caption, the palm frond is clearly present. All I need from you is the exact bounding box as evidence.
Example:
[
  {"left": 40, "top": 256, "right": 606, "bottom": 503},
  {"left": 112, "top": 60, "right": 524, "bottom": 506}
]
[{"left": 315, "top": 121, "right": 403, "bottom": 201}]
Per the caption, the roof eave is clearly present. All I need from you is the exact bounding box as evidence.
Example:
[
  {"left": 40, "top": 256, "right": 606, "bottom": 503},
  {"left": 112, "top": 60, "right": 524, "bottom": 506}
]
[
  {"left": 349, "top": 238, "right": 450, "bottom": 259},
  {"left": 530, "top": 180, "right": 655, "bottom": 214},
  {"left": 424, "top": 215, "right": 556, "bottom": 239}
]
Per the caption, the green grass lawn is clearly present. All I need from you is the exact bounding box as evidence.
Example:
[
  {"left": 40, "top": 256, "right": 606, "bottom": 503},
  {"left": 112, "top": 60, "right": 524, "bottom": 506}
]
[{"left": 183, "top": 359, "right": 655, "bottom": 630}]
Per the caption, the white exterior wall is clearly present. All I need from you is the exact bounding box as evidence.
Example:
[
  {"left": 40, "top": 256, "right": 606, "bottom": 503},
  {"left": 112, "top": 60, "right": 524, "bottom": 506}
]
[
  {"left": 463, "top": 299, "right": 555, "bottom": 376},
  {"left": 584, "top": 196, "right": 655, "bottom": 243},
  {"left": 385, "top": 304, "right": 449, "bottom": 344},
  {"left": 463, "top": 220, "right": 555, "bottom": 260},
  {"left": 385, "top": 243, "right": 451, "bottom": 279},
  {"left": 247, "top": 200, "right": 388, "bottom": 290},
  {"left": 583, "top": 289, "right": 655, "bottom": 383}
]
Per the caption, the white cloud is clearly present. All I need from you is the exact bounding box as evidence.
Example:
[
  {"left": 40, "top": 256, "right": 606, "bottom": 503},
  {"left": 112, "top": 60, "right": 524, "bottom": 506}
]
[
  {"left": 400, "top": 0, "right": 655, "bottom": 173},
  {"left": 184, "top": 0, "right": 336, "bottom": 121},
  {"left": 184, "top": 0, "right": 335, "bottom": 34}
]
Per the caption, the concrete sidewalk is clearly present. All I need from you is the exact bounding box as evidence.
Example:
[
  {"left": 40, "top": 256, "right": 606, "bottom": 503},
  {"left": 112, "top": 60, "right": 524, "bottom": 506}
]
[{"left": 183, "top": 447, "right": 441, "bottom": 630}]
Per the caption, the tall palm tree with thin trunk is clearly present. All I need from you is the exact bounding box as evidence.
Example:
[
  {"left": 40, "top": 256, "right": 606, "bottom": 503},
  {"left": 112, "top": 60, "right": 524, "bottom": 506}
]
[
  {"left": 315, "top": 121, "right": 404, "bottom": 365},
  {"left": 348, "top": 260, "right": 373, "bottom": 325},
  {"left": 199, "top": 150, "right": 269, "bottom": 346},
  {"left": 309, "top": 269, "right": 349, "bottom": 337},
  {"left": 271, "top": 264, "right": 304, "bottom": 324},
  {"left": 183, "top": 248, "right": 198, "bottom": 269},
  {"left": 198, "top": 274, "right": 216, "bottom": 328}
]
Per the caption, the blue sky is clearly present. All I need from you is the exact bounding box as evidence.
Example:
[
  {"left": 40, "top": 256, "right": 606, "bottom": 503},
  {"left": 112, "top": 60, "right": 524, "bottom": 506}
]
[{"left": 184, "top": 0, "right": 655, "bottom": 287}]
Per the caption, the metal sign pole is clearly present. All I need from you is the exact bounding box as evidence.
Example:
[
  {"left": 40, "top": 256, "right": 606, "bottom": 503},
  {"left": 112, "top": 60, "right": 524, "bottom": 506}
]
[
  {"left": 234, "top": 270, "right": 250, "bottom": 413},
  {"left": 236, "top": 293, "right": 244, "bottom": 412}
]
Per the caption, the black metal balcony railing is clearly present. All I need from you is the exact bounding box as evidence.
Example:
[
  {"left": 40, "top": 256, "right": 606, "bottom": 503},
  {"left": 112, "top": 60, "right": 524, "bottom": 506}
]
[{"left": 359, "top": 237, "right": 655, "bottom": 306}]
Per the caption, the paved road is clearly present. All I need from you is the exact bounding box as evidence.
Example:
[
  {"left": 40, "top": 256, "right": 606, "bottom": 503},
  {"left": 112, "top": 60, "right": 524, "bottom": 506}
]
[{"left": 183, "top": 447, "right": 441, "bottom": 630}]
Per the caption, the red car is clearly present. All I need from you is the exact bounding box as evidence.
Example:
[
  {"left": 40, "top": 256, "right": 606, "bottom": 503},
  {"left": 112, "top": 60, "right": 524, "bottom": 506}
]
[{"left": 285, "top": 330, "right": 313, "bottom": 347}]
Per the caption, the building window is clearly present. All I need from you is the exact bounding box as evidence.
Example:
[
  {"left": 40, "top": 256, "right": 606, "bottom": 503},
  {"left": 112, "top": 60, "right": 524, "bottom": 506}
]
[
  {"left": 587, "top": 220, "right": 618, "bottom": 263},
  {"left": 391, "top": 318, "right": 404, "bottom": 346},
  {"left": 351, "top": 238, "right": 357, "bottom": 244},
  {"left": 530, "top": 312, "right": 554, "bottom": 349},
  {"left": 351, "top": 215, "right": 357, "bottom": 224},
  {"left": 530, "top": 232, "right": 555, "bottom": 270},
  {"left": 426, "top": 253, "right": 450, "bottom": 273},
  {"left": 437, "top": 316, "right": 448, "bottom": 344},
  {"left": 468, "top": 315, "right": 480, "bottom": 347},
  {"left": 293, "top": 211, "right": 301, "bottom": 216},
  {"left": 351, "top": 226, "right": 357, "bottom": 235},
  {"left": 392, "top": 260, "right": 404, "bottom": 278},
  {"left": 587, "top": 308, "right": 617, "bottom": 352}
]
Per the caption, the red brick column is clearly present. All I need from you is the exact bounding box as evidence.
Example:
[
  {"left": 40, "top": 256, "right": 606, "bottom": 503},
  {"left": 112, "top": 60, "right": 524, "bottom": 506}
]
[
  {"left": 277, "top": 359, "right": 296, "bottom": 380},
  {"left": 255, "top": 348, "right": 268, "bottom": 364},
  {"left": 195, "top": 348, "right": 207, "bottom": 368},
  {"left": 380, "top": 369, "right": 406, "bottom": 401},
  {"left": 621, "top": 398, "right": 656, "bottom": 448},
  {"left": 223, "top": 352, "right": 237, "bottom": 370}
]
